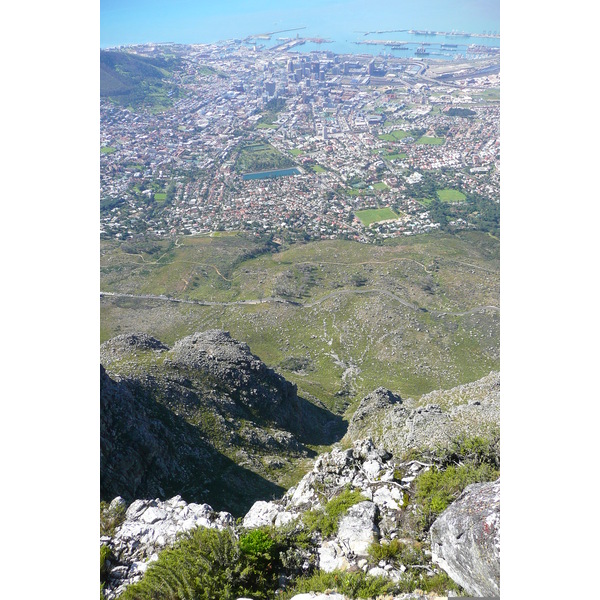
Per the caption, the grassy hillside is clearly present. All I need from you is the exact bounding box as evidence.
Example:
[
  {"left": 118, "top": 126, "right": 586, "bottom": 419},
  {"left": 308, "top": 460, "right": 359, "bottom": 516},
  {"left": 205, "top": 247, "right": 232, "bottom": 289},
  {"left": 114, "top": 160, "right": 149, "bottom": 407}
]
[
  {"left": 101, "top": 232, "right": 499, "bottom": 416},
  {"left": 100, "top": 50, "right": 181, "bottom": 110}
]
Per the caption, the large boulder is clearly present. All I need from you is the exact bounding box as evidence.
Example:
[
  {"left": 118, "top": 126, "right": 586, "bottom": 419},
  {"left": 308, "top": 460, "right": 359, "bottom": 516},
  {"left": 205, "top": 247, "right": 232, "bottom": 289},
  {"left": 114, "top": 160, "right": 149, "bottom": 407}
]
[{"left": 430, "top": 478, "right": 500, "bottom": 597}]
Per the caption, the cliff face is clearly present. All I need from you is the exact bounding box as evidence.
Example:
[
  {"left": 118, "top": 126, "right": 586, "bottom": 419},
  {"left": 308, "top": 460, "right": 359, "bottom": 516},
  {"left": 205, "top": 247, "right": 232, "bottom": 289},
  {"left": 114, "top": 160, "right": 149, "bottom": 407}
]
[{"left": 100, "top": 331, "right": 342, "bottom": 514}]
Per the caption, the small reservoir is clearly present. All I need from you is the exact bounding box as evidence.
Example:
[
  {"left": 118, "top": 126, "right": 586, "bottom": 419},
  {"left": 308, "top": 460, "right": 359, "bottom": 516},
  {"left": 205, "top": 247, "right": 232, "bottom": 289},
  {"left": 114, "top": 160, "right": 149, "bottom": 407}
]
[{"left": 243, "top": 167, "right": 302, "bottom": 180}]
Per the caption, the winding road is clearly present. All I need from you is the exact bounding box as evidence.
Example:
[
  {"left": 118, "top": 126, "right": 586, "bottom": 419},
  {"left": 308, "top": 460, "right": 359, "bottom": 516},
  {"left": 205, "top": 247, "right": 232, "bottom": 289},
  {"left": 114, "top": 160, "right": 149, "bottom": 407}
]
[{"left": 100, "top": 289, "right": 499, "bottom": 318}]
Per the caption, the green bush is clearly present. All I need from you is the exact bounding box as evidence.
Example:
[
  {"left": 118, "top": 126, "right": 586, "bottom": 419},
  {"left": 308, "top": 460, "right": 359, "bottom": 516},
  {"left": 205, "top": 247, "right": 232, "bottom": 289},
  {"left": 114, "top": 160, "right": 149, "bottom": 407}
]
[
  {"left": 121, "top": 527, "right": 243, "bottom": 600},
  {"left": 303, "top": 487, "right": 368, "bottom": 537},
  {"left": 239, "top": 528, "right": 274, "bottom": 557},
  {"left": 415, "top": 462, "right": 499, "bottom": 530},
  {"left": 119, "top": 524, "right": 313, "bottom": 600},
  {"left": 283, "top": 569, "right": 395, "bottom": 599},
  {"left": 100, "top": 501, "right": 126, "bottom": 536},
  {"left": 435, "top": 433, "right": 500, "bottom": 470},
  {"left": 100, "top": 544, "right": 112, "bottom": 582},
  {"left": 367, "top": 538, "right": 425, "bottom": 567}
]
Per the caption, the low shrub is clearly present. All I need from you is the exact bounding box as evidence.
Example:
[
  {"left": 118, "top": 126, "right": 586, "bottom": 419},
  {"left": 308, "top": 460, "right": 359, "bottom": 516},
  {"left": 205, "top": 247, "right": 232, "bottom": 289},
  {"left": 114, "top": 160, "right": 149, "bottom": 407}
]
[
  {"left": 367, "top": 538, "right": 425, "bottom": 568},
  {"left": 415, "top": 462, "right": 499, "bottom": 530},
  {"left": 303, "top": 487, "right": 368, "bottom": 537},
  {"left": 119, "top": 523, "right": 317, "bottom": 600},
  {"left": 100, "top": 501, "right": 126, "bottom": 536},
  {"left": 283, "top": 569, "right": 395, "bottom": 599}
]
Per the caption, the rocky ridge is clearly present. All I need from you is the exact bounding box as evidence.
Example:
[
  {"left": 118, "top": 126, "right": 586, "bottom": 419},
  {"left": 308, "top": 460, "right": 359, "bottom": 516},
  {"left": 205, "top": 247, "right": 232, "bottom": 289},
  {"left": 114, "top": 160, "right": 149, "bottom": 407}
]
[
  {"left": 101, "top": 331, "right": 343, "bottom": 513},
  {"left": 344, "top": 372, "right": 499, "bottom": 456},
  {"left": 103, "top": 438, "right": 495, "bottom": 598},
  {"left": 100, "top": 337, "right": 500, "bottom": 598}
]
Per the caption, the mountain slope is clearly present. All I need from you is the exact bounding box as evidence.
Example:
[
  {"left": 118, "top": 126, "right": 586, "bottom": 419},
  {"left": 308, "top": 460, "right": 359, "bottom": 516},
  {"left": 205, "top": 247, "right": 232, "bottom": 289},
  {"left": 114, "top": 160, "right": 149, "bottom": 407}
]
[
  {"left": 100, "top": 50, "right": 181, "bottom": 108},
  {"left": 100, "top": 331, "right": 344, "bottom": 514}
]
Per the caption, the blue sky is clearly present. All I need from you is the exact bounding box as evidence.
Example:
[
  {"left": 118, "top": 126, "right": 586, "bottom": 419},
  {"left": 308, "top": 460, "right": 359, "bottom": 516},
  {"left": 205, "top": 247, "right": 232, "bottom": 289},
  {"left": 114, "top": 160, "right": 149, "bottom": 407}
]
[{"left": 101, "top": 0, "right": 500, "bottom": 48}]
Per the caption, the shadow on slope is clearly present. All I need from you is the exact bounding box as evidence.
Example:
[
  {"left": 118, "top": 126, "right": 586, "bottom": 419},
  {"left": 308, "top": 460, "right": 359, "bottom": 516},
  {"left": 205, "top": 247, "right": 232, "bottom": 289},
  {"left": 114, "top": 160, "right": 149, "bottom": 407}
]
[{"left": 100, "top": 365, "right": 284, "bottom": 516}]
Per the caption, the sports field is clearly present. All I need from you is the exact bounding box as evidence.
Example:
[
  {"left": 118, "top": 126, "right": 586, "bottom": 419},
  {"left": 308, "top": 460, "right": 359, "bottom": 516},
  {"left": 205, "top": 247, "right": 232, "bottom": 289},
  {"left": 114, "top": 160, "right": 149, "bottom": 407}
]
[
  {"left": 355, "top": 207, "right": 398, "bottom": 226},
  {"left": 437, "top": 189, "right": 466, "bottom": 202}
]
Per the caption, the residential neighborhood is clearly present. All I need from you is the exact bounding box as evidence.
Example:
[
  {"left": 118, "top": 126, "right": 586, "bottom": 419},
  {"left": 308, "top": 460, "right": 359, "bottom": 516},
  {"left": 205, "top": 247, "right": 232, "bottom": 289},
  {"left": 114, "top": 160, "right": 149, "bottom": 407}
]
[{"left": 101, "top": 40, "right": 499, "bottom": 242}]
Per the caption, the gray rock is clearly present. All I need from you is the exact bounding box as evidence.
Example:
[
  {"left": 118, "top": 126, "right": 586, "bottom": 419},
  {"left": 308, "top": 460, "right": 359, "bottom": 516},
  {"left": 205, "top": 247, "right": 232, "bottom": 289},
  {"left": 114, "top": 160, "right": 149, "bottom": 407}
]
[
  {"left": 318, "top": 540, "right": 351, "bottom": 572},
  {"left": 345, "top": 372, "right": 500, "bottom": 457},
  {"left": 337, "top": 501, "right": 379, "bottom": 556},
  {"left": 430, "top": 478, "right": 500, "bottom": 597},
  {"left": 243, "top": 500, "right": 281, "bottom": 528}
]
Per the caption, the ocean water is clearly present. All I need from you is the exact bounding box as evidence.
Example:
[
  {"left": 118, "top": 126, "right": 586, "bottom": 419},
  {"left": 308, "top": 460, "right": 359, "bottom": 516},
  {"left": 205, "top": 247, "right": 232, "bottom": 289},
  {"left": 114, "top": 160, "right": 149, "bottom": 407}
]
[{"left": 101, "top": 0, "right": 499, "bottom": 56}]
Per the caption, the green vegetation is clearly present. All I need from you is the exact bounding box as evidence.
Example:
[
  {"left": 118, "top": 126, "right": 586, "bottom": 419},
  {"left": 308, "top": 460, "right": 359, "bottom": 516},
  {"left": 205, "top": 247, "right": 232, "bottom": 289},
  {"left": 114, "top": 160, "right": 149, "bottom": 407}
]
[
  {"left": 355, "top": 207, "right": 398, "bottom": 226},
  {"left": 415, "top": 434, "right": 500, "bottom": 530},
  {"left": 101, "top": 146, "right": 116, "bottom": 154},
  {"left": 256, "top": 97, "right": 287, "bottom": 128},
  {"left": 415, "top": 463, "right": 499, "bottom": 529},
  {"left": 384, "top": 152, "right": 407, "bottom": 160},
  {"left": 311, "top": 165, "right": 326, "bottom": 173},
  {"left": 446, "top": 107, "right": 476, "bottom": 118},
  {"left": 289, "top": 148, "right": 304, "bottom": 156},
  {"left": 365, "top": 538, "right": 459, "bottom": 593},
  {"left": 101, "top": 233, "right": 499, "bottom": 410},
  {"left": 303, "top": 487, "right": 368, "bottom": 537},
  {"left": 416, "top": 136, "right": 445, "bottom": 145},
  {"left": 372, "top": 182, "right": 389, "bottom": 191},
  {"left": 120, "top": 524, "right": 316, "bottom": 600},
  {"left": 378, "top": 129, "right": 409, "bottom": 142},
  {"left": 100, "top": 50, "right": 181, "bottom": 110},
  {"left": 235, "top": 142, "right": 296, "bottom": 173},
  {"left": 284, "top": 570, "right": 396, "bottom": 599},
  {"left": 100, "top": 500, "right": 126, "bottom": 536},
  {"left": 436, "top": 189, "right": 466, "bottom": 203},
  {"left": 407, "top": 173, "right": 499, "bottom": 235}
]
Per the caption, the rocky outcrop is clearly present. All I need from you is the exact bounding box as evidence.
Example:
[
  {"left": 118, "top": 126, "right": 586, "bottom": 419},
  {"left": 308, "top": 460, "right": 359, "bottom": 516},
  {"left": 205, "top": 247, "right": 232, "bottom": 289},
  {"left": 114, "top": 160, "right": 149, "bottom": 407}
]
[
  {"left": 169, "top": 330, "right": 301, "bottom": 433},
  {"left": 243, "top": 439, "right": 432, "bottom": 579},
  {"left": 345, "top": 372, "right": 499, "bottom": 456},
  {"left": 101, "top": 331, "right": 342, "bottom": 513},
  {"left": 430, "top": 478, "right": 500, "bottom": 597},
  {"left": 100, "top": 361, "right": 286, "bottom": 515},
  {"left": 102, "top": 437, "right": 495, "bottom": 598},
  {"left": 102, "top": 496, "right": 235, "bottom": 599}
]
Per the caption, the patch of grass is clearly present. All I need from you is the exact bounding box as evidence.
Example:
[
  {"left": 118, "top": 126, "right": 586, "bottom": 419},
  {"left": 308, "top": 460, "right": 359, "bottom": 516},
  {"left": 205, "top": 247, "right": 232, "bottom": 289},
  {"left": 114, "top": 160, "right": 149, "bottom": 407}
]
[
  {"left": 415, "top": 462, "right": 499, "bottom": 530},
  {"left": 372, "top": 182, "right": 389, "bottom": 191},
  {"left": 312, "top": 165, "right": 326, "bottom": 173},
  {"left": 355, "top": 207, "right": 398, "bottom": 226},
  {"left": 101, "top": 146, "right": 116, "bottom": 154},
  {"left": 284, "top": 569, "right": 395, "bottom": 599},
  {"left": 236, "top": 142, "right": 295, "bottom": 173},
  {"left": 289, "top": 148, "right": 304, "bottom": 156},
  {"left": 367, "top": 538, "right": 425, "bottom": 568},
  {"left": 303, "top": 487, "right": 368, "bottom": 537},
  {"left": 416, "top": 136, "right": 444, "bottom": 145},
  {"left": 437, "top": 189, "right": 466, "bottom": 203},
  {"left": 378, "top": 130, "right": 409, "bottom": 142},
  {"left": 286, "top": 564, "right": 460, "bottom": 598},
  {"left": 100, "top": 501, "right": 126, "bottom": 536}
]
